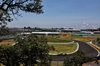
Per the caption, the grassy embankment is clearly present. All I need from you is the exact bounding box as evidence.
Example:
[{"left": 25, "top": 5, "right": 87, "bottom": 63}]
[
  {"left": 51, "top": 62, "right": 63, "bottom": 66},
  {"left": 0, "top": 62, "right": 64, "bottom": 66},
  {"left": 47, "top": 36, "right": 77, "bottom": 54},
  {"left": 0, "top": 36, "right": 72, "bottom": 46},
  {"left": 90, "top": 43, "right": 100, "bottom": 52},
  {"left": 47, "top": 36, "right": 72, "bottom": 43},
  {"left": 92, "top": 35, "right": 100, "bottom": 37},
  {"left": 0, "top": 39, "right": 15, "bottom": 46},
  {"left": 49, "top": 43, "right": 77, "bottom": 54},
  {"left": 70, "top": 36, "right": 96, "bottom": 42}
]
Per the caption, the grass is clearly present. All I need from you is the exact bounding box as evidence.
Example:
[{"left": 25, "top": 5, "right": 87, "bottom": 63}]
[
  {"left": 70, "top": 36, "right": 96, "bottom": 42},
  {"left": 51, "top": 62, "right": 63, "bottom": 66},
  {"left": 92, "top": 35, "right": 100, "bottom": 37},
  {"left": 2, "top": 39, "right": 14, "bottom": 42},
  {"left": 0, "top": 36, "right": 72, "bottom": 46},
  {"left": 0, "top": 62, "right": 63, "bottom": 66},
  {"left": 49, "top": 43, "right": 77, "bottom": 54},
  {"left": 0, "top": 64, "right": 4, "bottom": 66},
  {"left": 0, "top": 39, "right": 15, "bottom": 46},
  {"left": 47, "top": 36, "right": 72, "bottom": 43},
  {"left": 90, "top": 43, "right": 100, "bottom": 52},
  {"left": 12, "top": 62, "right": 63, "bottom": 66}
]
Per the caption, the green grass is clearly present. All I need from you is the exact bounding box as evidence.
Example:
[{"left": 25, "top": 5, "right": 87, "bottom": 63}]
[
  {"left": 51, "top": 62, "right": 63, "bottom": 66},
  {"left": 11, "top": 62, "right": 63, "bottom": 66},
  {"left": 90, "top": 43, "right": 100, "bottom": 52},
  {"left": 92, "top": 35, "right": 100, "bottom": 37},
  {"left": 0, "top": 39, "right": 15, "bottom": 46},
  {"left": 49, "top": 43, "right": 77, "bottom": 54},
  {"left": 71, "top": 36, "right": 96, "bottom": 42},
  {"left": 2, "top": 39, "right": 14, "bottom": 42},
  {"left": 47, "top": 36, "right": 72, "bottom": 43}
]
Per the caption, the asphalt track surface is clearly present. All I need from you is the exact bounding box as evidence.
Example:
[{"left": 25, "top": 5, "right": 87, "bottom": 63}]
[{"left": 51, "top": 40, "right": 98, "bottom": 61}]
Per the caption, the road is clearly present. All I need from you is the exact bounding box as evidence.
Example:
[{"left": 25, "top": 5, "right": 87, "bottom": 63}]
[{"left": 51, "top": 40, "right": 98, "bottom": 61}]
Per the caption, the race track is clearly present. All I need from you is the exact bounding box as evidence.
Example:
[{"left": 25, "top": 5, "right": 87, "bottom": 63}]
[{"left": 51, "top": 40, "right": 98, "bottom": 61}]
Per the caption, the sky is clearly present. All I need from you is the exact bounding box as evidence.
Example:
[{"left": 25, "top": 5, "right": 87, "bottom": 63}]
[{"left": 7, "top": 0, "right": 100, "bottom": 29}]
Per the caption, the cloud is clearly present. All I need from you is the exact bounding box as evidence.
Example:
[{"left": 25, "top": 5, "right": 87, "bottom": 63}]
[{"left": 83, "top": 22, "right": 89, "bottom": 26}]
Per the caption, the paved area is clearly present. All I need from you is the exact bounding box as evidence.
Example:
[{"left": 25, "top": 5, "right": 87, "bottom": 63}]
[{"left": 51, "top": 40, "right": 98, "bottom": 61}]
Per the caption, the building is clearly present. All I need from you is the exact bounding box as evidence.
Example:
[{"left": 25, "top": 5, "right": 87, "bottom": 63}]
[
  {"left": 61, "top": 28, "right": 81, "bottom": 33},
  {"left": 20, "top": 32, "right": 62, "bottom": 36}
]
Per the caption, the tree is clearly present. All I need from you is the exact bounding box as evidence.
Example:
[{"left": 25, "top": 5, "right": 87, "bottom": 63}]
[
  {"left": 27, "top": 26, "right": 32, "bottom": 32},
  {"left": 0, "top": 45, "right": 20, "bottom": 66},
  {"left": 0, "top": 25, "right": 9, "bottom": 36},
  {"left": 63, "top": 51, "right": 96, "bottom": 66},
  {"left": 0, "top": 35, "right": 52, "bottom": 66},
  {"left": 0, "top": 0, "right": 43, "bottom": 25},
  {"left": 15, "top": 35, "right": 52, "bottom": 66},
  {"left": 97, "top": 38, "right": 100, "bottom": 44},
  {"left": 23, "top": 26, "right": 32, "bottom": 32},
  {"left": 0, "top": 0, "right": 43, "bottom": 35}
]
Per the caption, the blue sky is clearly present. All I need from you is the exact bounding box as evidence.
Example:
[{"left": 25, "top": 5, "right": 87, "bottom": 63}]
[{"left": 7, "top": 0, "right": 100, "bottom": 29}]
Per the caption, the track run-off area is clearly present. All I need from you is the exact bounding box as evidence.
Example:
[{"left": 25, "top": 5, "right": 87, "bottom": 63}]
[{"left": 51, "top": 40, "right": 98, "bottom": 61}]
